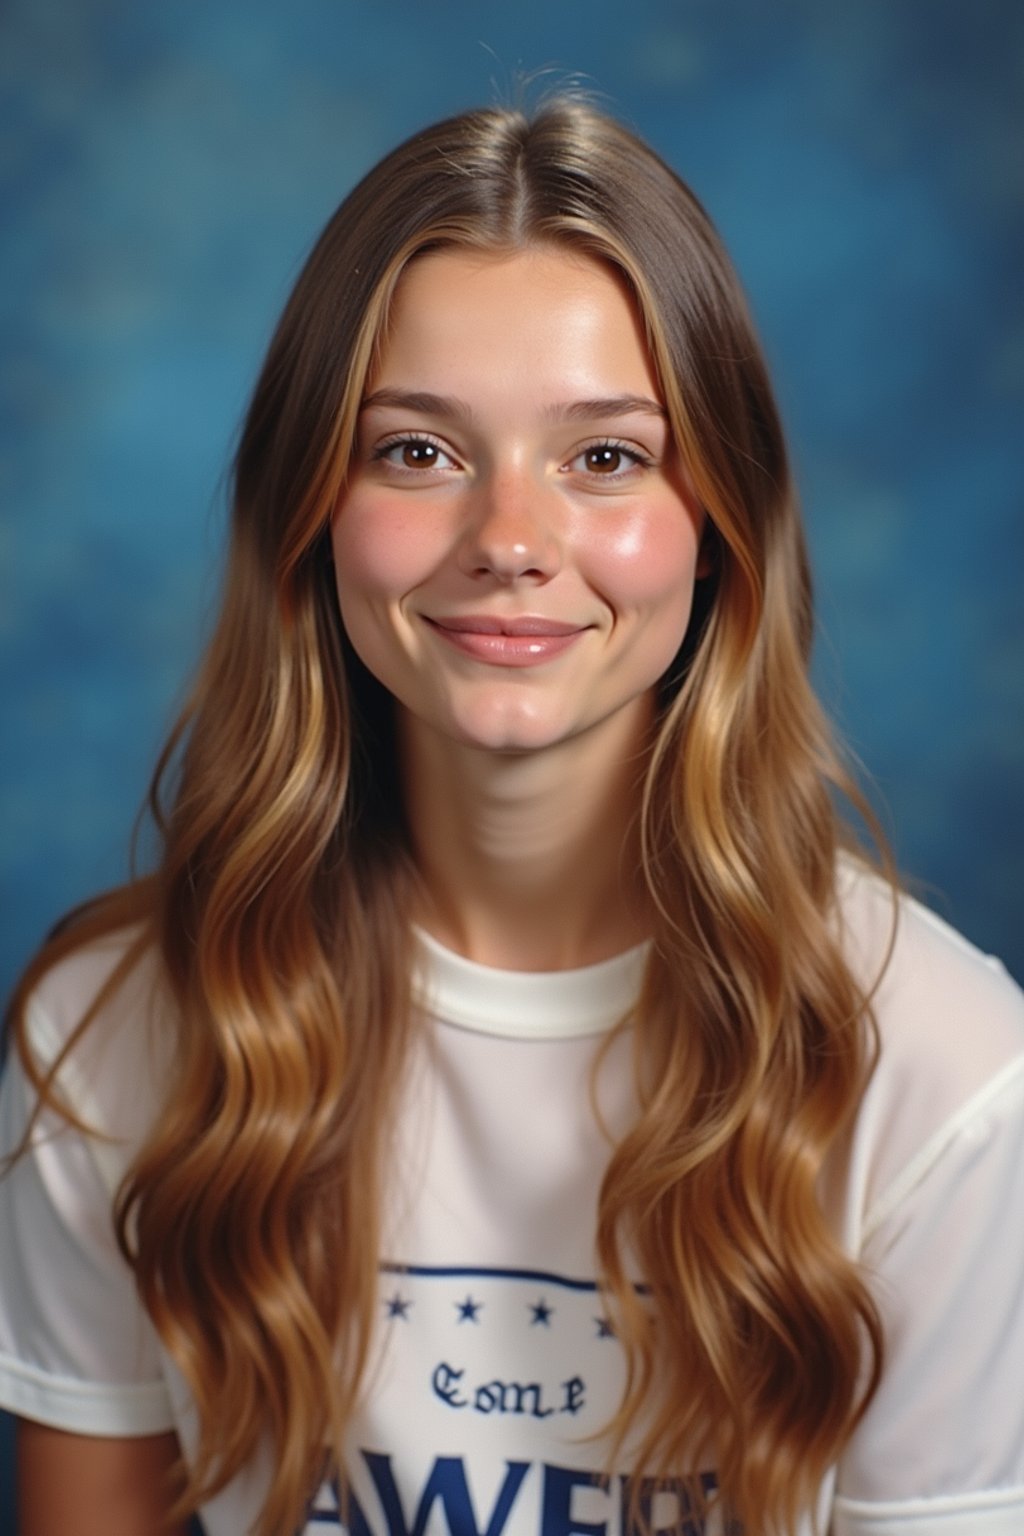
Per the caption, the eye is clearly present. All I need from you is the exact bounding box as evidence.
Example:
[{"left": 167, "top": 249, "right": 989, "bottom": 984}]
[
  {"left": 372, "top": 435, "right": 459, "bottom": 473},
  {"left": 565, "top": 440, "right": 652, "bottom": 480}
]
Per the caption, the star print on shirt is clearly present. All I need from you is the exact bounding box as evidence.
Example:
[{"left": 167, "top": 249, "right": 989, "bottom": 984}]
[
  {"left": 385, "top": 1293, "right": 412, "bottom": 1320},
  {"left": 529, "top": 1298, "right": 554, "bottom": 1326},
  {"left": 455, "top": 1295, "right": 482, "bottom": 1323},
  {"left": 595, "top": 1315, "right": 615, "bottom": 1338}
]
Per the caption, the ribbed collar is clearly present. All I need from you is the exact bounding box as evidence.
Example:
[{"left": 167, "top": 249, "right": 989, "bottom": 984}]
[{"left": 410, "top": 926, "right": 649, "bottom": 1040}]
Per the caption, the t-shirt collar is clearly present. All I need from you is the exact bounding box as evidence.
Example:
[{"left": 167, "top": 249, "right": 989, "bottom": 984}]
[{"left": 411, "top": 925, "right": 649, "bottom": 1040}]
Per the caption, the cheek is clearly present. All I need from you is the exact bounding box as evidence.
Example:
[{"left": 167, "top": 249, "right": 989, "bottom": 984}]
[
  {"left": 579, "top": 503, "right": 704, "bottom": 618},
  {"left": 330, "top": 496, "right": 444, "bottom": 602}
]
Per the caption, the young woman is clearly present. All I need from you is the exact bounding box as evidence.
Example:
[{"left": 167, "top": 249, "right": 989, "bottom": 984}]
[{"left": 2, "top": 99, "right": 1022, "bottom": 1536}]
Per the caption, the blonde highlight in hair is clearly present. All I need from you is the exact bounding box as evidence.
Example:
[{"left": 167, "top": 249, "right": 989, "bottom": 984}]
[{"left": 8, "top": 98, "right": 890, "bottom": 1535}]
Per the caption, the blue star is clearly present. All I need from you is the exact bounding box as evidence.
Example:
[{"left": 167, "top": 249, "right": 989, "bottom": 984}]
[
  {"left": 595, "top": 1315, "right": 615, "bottom": 1339},
  {"left": 529, "top": 1298, "right": 553, "bottom": 1326},
  {"left": 455, "top": 1295, "right": 482, "bottom": 1323},
  {"left": 385, "top": 1292, "right": 411, "bottom": 1320}
]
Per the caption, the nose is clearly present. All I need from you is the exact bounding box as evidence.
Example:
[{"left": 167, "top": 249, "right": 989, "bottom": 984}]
[{"left": 456, "top": 467, "right": 562, "bottom": 584}]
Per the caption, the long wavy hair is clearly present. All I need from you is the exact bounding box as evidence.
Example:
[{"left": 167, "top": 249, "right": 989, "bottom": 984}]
[{"left": 8, "top": 99, "right": 890, "bottom": 1536}]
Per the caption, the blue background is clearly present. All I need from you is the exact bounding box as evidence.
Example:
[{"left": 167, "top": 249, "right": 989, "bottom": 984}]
[{"left": 1, "top": 0, "right": 1021, "bottom": 1522}]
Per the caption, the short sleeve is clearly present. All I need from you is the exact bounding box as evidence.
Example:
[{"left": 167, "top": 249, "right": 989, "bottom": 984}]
[
  {"left": 0, "top": 1002, "right": 175, "bottom": 1435},
  {"left": 833, "top": 1056, "right": 1024, "bottom": 1535}
]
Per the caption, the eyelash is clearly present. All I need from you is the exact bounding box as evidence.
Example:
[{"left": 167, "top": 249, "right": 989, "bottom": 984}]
[
  {"left": 371, "top": 434, "right": 458, "bottom": 473},
  {"left": 564, "top": 439, "right": 653, "bottom": 480},
  {"left": 371, "top": 434, "right": 654, "bottom": 481}
]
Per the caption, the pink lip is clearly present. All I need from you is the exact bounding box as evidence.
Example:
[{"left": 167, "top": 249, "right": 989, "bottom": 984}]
[{"left": 425, "top": 615, "right": 587, "bottom": 666}]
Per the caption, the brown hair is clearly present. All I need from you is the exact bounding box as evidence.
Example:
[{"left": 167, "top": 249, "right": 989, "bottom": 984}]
[{"left": 8, "top": 99, "right": 888, "bottom": 1535}]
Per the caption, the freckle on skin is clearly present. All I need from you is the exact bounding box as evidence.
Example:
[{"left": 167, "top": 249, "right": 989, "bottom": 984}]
[{"left": 332, "top": 246, "right": 704, "bottom": 755}]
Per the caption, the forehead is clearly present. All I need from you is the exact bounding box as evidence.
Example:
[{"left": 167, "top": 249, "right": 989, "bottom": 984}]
[{"left": 369, "top": 244, "right": 662, "bottom": 402}]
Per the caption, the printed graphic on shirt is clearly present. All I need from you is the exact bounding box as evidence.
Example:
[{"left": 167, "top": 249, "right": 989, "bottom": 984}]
[{"left": 300, "top": 1265, "right": 732, "bottom": 1536}]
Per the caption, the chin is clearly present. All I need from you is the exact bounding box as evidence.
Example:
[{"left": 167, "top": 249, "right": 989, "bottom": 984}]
[
  {"left": 453, "top": 724, "right": 573, "bottom": 756},
  {"left": 441, "top": 704, "right": 582, "bottom": 756}
]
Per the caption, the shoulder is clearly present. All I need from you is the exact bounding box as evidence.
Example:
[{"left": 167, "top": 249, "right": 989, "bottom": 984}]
[
  {"left": 0, "top": 931, "right": 179, "bottom": 1435},
  {"left": 829, "top": 862, "right": 1024, "bottom": 1519},
  {"left": 13, "top": 927, "right": 176, "bottom": 1174},
  {"left": 829, "top": 855, "right": 1024, "bottom": 1243},
  {"left": 835, "top": 853, "right": 1024, "bottom": 1074}
]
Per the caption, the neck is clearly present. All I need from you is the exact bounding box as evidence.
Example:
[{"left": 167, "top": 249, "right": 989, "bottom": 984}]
[{"left": 399, "top": 704, "right": 655, "bottom": 971}]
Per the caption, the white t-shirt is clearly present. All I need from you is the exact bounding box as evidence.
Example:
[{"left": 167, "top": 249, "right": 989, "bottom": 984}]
[{"left": 1, "top": 862, "right": 1023, "bottom": 1536}]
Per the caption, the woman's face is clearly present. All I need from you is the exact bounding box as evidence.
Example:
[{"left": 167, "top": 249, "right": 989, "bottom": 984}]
[{"left": 331, "top": 245, "right": 706, "bottom": 757}]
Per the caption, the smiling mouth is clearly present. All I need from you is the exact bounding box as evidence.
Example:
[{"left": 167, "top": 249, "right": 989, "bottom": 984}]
[
  {"left": 430, "top": 615, "right": 584, "bottom": 636},
  {"left": 425, "top": 615, "right": 587, "bottom": 665}
]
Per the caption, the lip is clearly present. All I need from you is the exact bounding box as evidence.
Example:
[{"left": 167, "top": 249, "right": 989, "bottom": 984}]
[
  {"left": 424, "top": 614, "right": 587, "bottom": 666},
  {"left": 428, "top": 615, "right": 584, "bottom": 637}
]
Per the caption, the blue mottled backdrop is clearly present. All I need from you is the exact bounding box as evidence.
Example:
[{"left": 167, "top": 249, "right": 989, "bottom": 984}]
[{"left": 1, "top": 0, "right": 1021, "bottom": 1518}]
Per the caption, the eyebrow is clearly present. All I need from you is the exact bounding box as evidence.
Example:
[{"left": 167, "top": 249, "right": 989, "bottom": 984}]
[{"left": 360, "top": 388, "right": 668, "bottom": 423}]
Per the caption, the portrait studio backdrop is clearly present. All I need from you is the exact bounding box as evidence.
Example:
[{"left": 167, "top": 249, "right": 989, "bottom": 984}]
[{"left": 1, "top": 0, "right": 1022, "bottom": 1519}]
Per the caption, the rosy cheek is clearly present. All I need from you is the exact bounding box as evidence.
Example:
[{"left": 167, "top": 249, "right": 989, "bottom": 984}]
[
  {"left": 576, "top": 504, "right": 702, "bottom": 606},
  {"left": 331, "top": 496, "right": 446, "bottom": 595}
]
